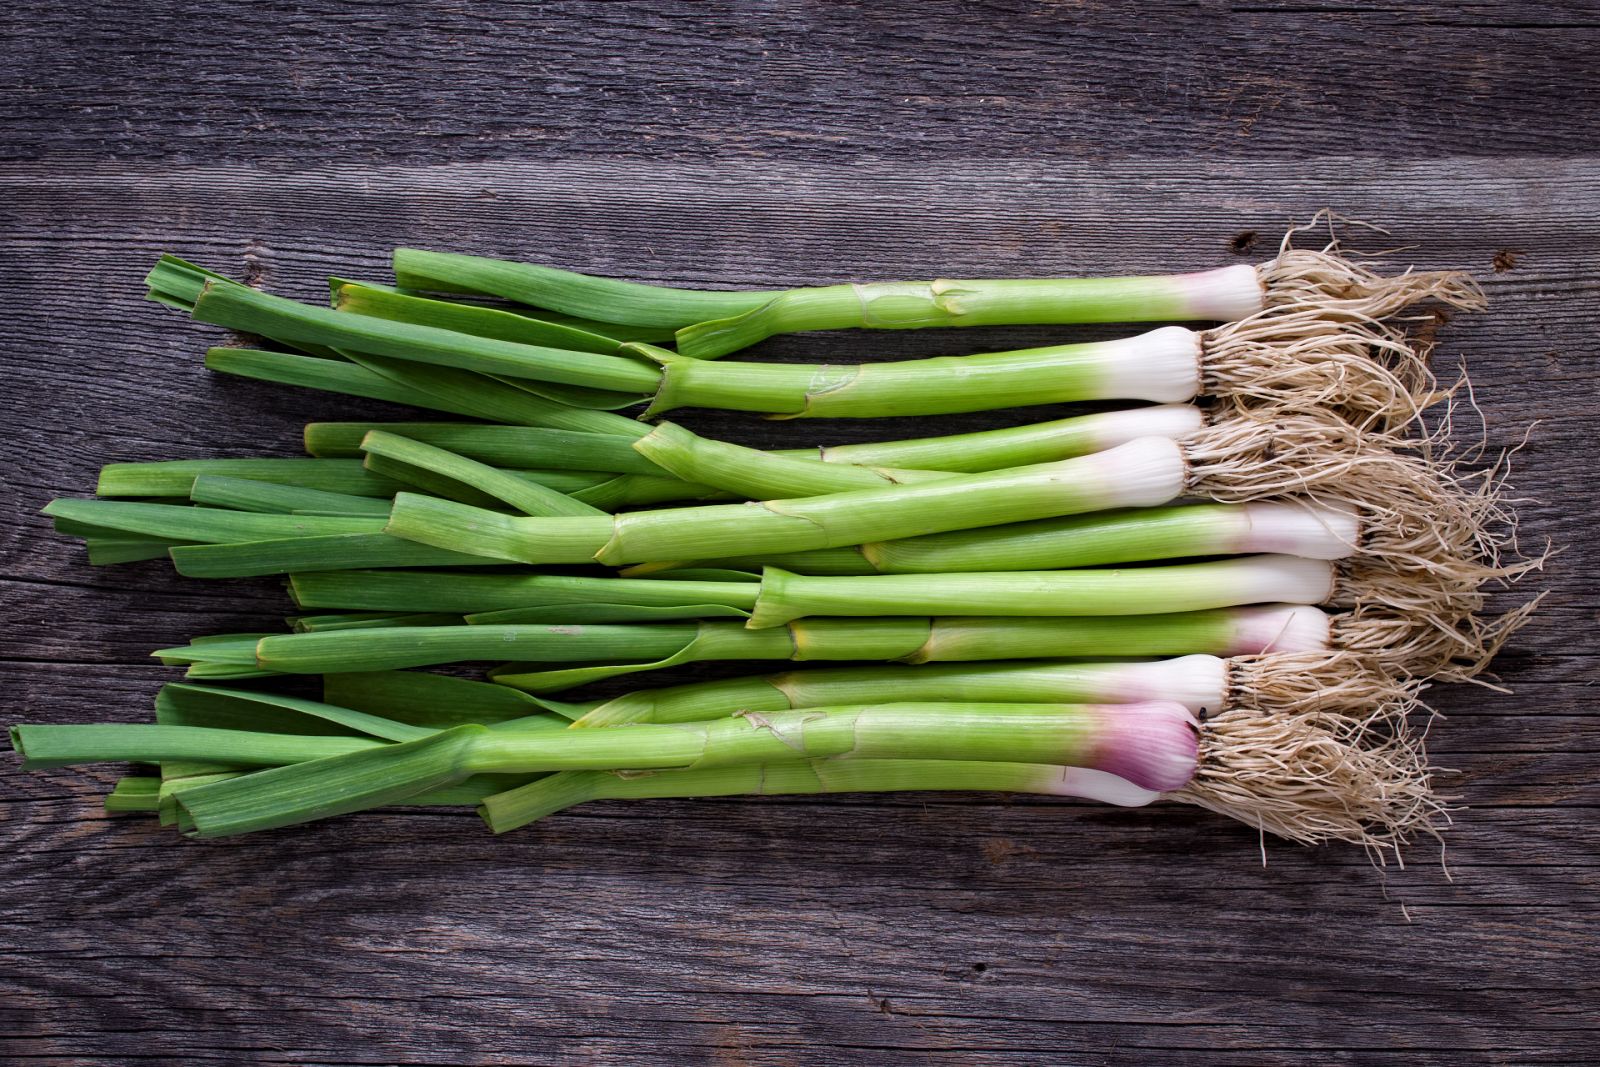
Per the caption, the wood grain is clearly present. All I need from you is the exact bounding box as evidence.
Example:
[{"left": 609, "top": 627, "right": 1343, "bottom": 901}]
[{"left": 2, "top": 3, "right": 1598, "bottom": 1064}]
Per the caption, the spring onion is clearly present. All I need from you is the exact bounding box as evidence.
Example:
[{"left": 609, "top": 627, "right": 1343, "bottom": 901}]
[
  {"left": 158, "top": 257, "right": 1445, "bottom": 428},
  {"left": 154, "top": 605, "right": 1333, "bottom": 689},
  {"left": 393, "top": 236, "right": 1483, "bottom": 360}
]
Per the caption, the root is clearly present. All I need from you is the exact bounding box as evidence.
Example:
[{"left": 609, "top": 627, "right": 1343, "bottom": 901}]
[
  {"left": 1227, "top": 651, "right": 1424, "bottom": 731},
  {"left": 1170, "top": 706, "right": 1446, "bottom": 859},
  {"left": 1200, "top": 308, "right": 1445, "bottom": 432},
  {"left": 1258, "top": 213, "right": 1486, "bottom": 324},
  {"left": 1182, "top": 409, "right": 1449, "bottom": 514},
  {"left": 1332, "top": 557, "right": 1485, "bottom": 624},
  {"left": 1330, "top": 595, "right": 1544, "bottom": 685}
]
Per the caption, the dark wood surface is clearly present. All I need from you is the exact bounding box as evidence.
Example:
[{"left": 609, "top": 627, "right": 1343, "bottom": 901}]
[{"left": 3, "top": 4, "right": 1598, "bottom": 1064}]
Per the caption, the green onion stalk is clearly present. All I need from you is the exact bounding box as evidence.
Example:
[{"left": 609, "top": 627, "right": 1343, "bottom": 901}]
[
  {"left": 93, "top": 455, "right": 723, "bottom": 512},
  {"left": 635, "top": 313, "right": 1435, "bottom": 429},
  {"left": 274, "top": 552, "right": 1433, "bottom": 636},
  {"left": 53, "top": 678, "right": 564, "bottom": 822},
  {"left": 11, "top": 698, "right": 1440, "bottom": 853},
  {"left": 741, "top": 554, "right": 1458, "bottom": 630},
  {"left": 302, "top": 405, "right": 1207, "bottom": 476},
  {"left": 7, "top": 701, "right": 1206, "bottom": 833},
  {"left": 288, "top": 569, "right": 762, "bottom": 622},
  {"left": 160, "top": 579, "right": 1515, "bottom": 690},
  {"left": 552, "top": 652, "right": 1420, "bottom": 730},
  {"left": 309, "top": 407, "right": 1217, "bottom": 509},
  {"left": 383, "top": 416, "right": 1487, "bottom": 584},
  {"left": 275, "top": 545, "right": 1495, "bottom": 685},
  {"left": 392, "top": 234, "right": 1483, "bottom": 362},
  {"left": 153, "top": 257, "right": 1440, "bottom": 430},
  {"left": 474, "top": 713, "right": 1439, "bottom": 854},
  {"left": 634, "top": 500, "right": 1363, "bottom": 576},
  {"left": 153, "top": 604, "right": 1332, "bottom": 691}
]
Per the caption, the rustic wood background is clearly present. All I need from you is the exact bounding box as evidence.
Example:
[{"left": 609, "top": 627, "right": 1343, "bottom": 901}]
[{"left": 3, "top": 3, "right": 1597, "bottom": 1064}]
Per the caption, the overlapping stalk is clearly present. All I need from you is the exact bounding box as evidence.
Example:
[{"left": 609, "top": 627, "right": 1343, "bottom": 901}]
[
  {"left": 12, "top": 221, "right": 1542, "bottom": 866},
  {"left": 153, "top": 250, "right": 1462, "bottom": 430}
]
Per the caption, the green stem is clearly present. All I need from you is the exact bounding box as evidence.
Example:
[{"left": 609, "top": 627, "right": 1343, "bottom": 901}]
[
  {"left": 10, "top": 724, "right": 381, "bottom": 771},
  {"left": 188, "top": 476, "right": 392, "bottom": 517},
  {"left": 335, "top": 350, "right": 648, "bottom": 434},
  {"left": 169, "top": 534, "right": 503, "bottom": 578},
  {"left": 798, "top": 405, "right": 1205, "bottom": 472},
  {"left": 304, "top": 422, "right": 660, "bottom": 474},
  {"left": 45, "top": 499, "right": 385, "bottom": 544},
  {"left": 645, "top": 333, "right": 1199, "bottom": 416},
  {"left": 85, "top": 538, "right": 185, "bottom": 565},
  {"left": 332, "top": 280, "right": 628, "bottom": 355},
  {"left": 746, "top": 556, "right": 1334, "bottom": 628},
  {"left": 172, "top": 701, "right": 1197, "bottom": 836},
  {"left": 361, "top": 431, "right": 602, "bottom": 518},
  {"left": 571, "top": 659, "right": 1220, "bottom": 728},
  {"left": 203, "top": 346, "right": 489, "bottom": 415},
  {"left": 167, "top": 264, "right": 663, "bottom": 394},
  {"left": 385, "top": 439, "right": 1186, "bottom": 567},
  {"left": 98, "top": 458, "right": 403, "bottom": 499},
  {"left": 480, "top": 759, "right": 1157, "bottom": 832},
  {"left": 674, "top": 267, "right": 1262, "bottom": 358},
  {"left": 106, "top": 776, "right": 164, "bottom": 813},
  {"left": 393, "top": 249, "right": 781, "bottom": 328},
  {"left": 631, "top": 421, "right": 951, "bottom": 499},
  {"left": 673, "top": 504, "right": 1270, "bottom": 576},
  {"left": 288, "top": 569, "right": 760, "bottom": 615},
  {"left": 291, "top": 612, "right": 462, "bottom": 632},
  {"left": 494, "top": 605, "right": 1321, "bottom": 692},
  {"left": 322, "top": 670, "right": 561, "bottom": 727}
]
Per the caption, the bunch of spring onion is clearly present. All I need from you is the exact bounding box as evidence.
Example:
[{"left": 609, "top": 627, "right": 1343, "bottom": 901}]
[{"left": 14, "top": 222, "right": 1538, "bottom": 859}]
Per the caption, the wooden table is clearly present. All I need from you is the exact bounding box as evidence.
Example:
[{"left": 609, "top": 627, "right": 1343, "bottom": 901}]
[{"left": 3, "top": 4, "right": 1596, "bottom": 1063}]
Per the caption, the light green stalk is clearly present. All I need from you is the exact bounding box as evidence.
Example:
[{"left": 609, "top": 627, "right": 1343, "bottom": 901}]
[
  {"left": 322, "top": 670, "right": 563, "bottom": 726},
  {"left": 799, "top": 405, "right": 1204, "bottom": 473},
  {"left": 481, "top": 759, "right": 1143, "bottom": 832},
  {"left": 210, "top": 344, "right": 644, "bottom": 434},
  {"left": 641, "top": 338, "right": 1161, "bottom": 416},
  {"left": 106, "top": 776, "right": 164, "bottom": 813},
  {"left": 85, "top": 538, "right": 182, "bottom": 565},
  {"left": 189, "top": 475, "right": 392, "bottom": 517},
  {"left": 155, "top": 605, "right": 1296, "bottom": 691},
  {"left": 155, "top": 260, "right": 662, "bottom": 394},
  {"left": 568, "top": 473, "right": 735, "bottom": 510},
  {"left": 168, "top": 701, "right": 1188, "bottom": 836},
  {"left": 669, "top": 504, "right": 1275, "bottom": 576},
  {"left": 384, "top": 439, "right": 1182, "bottom": 567},
  {"left": 360, "top": 431, "right": 602, "bottom": 518},
  {"left": 10, "top": 724, "right": 383, "bottom": 771},
  {"left": 333, "top": 275, "right": 677, "bottom": 342},
  {"left": 746, "top": 556, "right": 1333, "bottom": 628},
  {"left": 332, "top": 280, "right": 629, "bottom": 355},
  {"left": 98, "top": 458, "right": 404, "bottom": 499},
  {"left": 169, "top": 534, "right": 504, "bottom": 578},
  {"left": 390, "top": 251, "right": 1260, "bottom": 357},
  {"left": 45, "top": 499, "right": 386, "bottom": 544},
  {"left": 304, "top": 422, "right": 660, "bottom": 474},
  {"left": 567, "top": 660, "right": 1196, "bottom": 728},
  {"left": 307, "top": 407, "right": 1200, "bottom": 492},
  {"left": 290, "top": 612, "right": 462, "bottom": 632},
  {"left": 287, "top": 569, "right": 759, "bottom": 616},
  {"left": 204, "top": 346, "right": 475, "bottom": 413},
  {"left": 673, "top": 273, "right": 1254, "bottom": 359},
  {"left": 631, "top": 421, "right": 952, "bottom": 499},
  {"left": 393, "top": 248, "right": 781, "bottom": 328},
  {"left": 154, "top": 682, "right": 432, "bottom": 742}
]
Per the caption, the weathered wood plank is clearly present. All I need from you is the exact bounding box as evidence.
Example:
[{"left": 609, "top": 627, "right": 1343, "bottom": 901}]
[{"left": 4, "top": 1, "right": 1599, "bottom": 166}]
